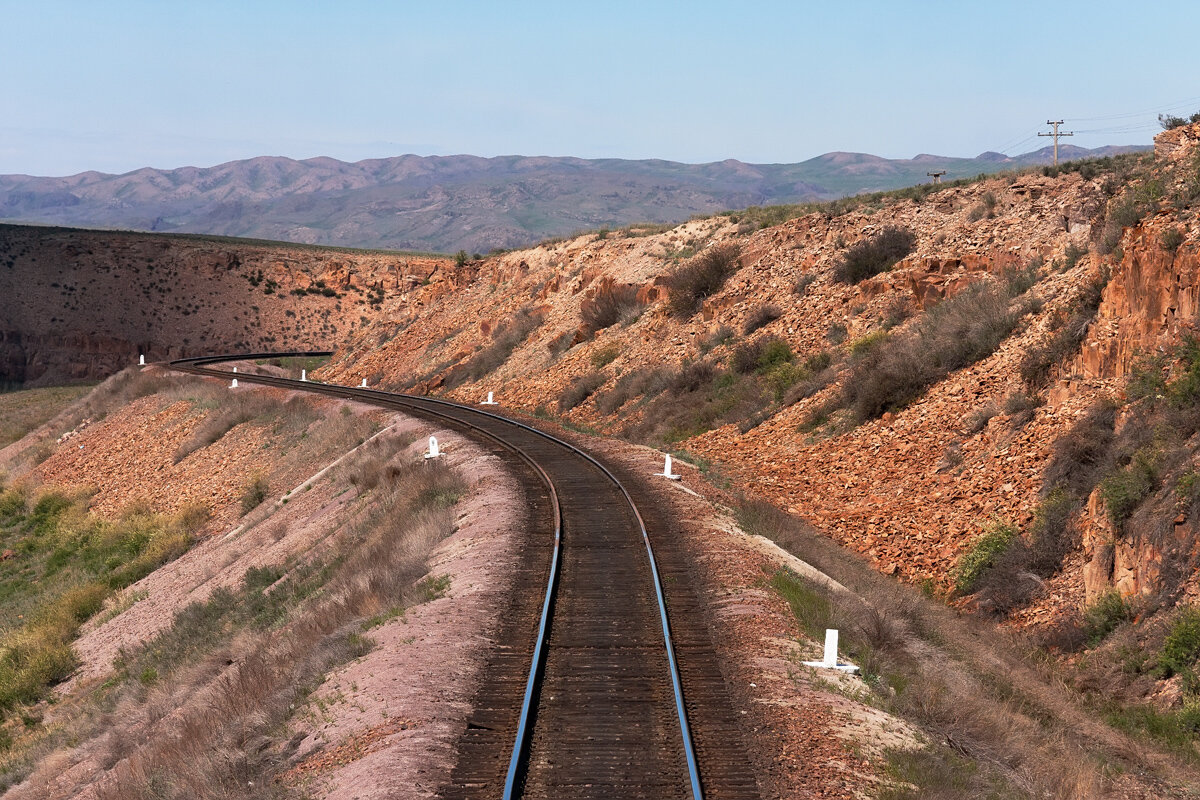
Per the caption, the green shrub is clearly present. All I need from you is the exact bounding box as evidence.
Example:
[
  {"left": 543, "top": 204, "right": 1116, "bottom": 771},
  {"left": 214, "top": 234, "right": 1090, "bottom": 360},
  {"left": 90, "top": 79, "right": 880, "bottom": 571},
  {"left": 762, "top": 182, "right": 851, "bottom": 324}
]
[
  {"left": 590, "top": 345, "right": 621, "bottom": 369},
  {"left": 1159, "top": 606, "right": 1200, "bottom": 677},
  {"left": 833, "top": 226, "right": 916, "bottom": 283},
  {"left": 954, "top": 521, "right": 1017, "bottom": 594},
  {"left": 1082, "top": 590, "right": 1130, "bottom": 646},
  {"left": 664, "top": 243, "right": 742, "bottom": 317},
  {"left": 1099, "top": 447, "right": 1159, "bottom": 528},
  {"left": 1161, "top": 227, "right": 1186, "bottom": 253}
]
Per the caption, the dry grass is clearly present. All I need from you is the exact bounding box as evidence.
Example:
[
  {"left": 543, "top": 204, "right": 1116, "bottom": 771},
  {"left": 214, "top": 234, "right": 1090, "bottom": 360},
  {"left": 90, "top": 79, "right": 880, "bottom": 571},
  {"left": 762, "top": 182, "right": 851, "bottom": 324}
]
[
  {"left": 736, "top": 498, "right": 1195, "bottom": 797},
  {"left": 445, "top": 307, "right": 544, "bottom": 388},
  {"left": 35, "top": 455, "right": 469, "bottom": 800},
  {"left": 0, "top": 386, "right": 92, "bottom": 448}
]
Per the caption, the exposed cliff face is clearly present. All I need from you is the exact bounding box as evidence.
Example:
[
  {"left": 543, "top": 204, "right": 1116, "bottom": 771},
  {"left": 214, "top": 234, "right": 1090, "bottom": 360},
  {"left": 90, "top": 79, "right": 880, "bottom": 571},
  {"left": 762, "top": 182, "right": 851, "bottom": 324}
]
[
  {"left": 1078, "top": 217, "right": 1200, "bottom": 381},
  {"left": 0, "top": 225, "right": 456, "bottom": 385}
]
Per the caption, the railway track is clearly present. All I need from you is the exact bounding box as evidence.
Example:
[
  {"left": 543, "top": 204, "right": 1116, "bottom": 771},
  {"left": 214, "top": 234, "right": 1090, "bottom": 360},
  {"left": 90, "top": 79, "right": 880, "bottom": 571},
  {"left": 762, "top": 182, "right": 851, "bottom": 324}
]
[{"left": 168, "top": 353, "right": 760, "bottom": 800}]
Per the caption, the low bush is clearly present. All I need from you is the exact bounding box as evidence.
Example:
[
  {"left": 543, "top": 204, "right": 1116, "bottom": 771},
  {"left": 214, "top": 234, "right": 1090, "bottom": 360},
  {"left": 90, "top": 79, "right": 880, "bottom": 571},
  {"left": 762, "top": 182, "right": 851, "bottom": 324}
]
[
  {"left": 582, "top": 282, "right": 645, "bottom": 332},
  {"left": 664, "top": 243, "right": 742, "bottom": 317},
  {"left": 1019, "top": 269, "right": 1108, "bottom": 388},
  {"left": 953, "top": 520, "right": 1017, "bottom": 595},
  {"left": 173, "top": 392, "right": 279, "bottom": 464},
  {"left": 240, "top": 475, "right": 269, "bottom": 516},
  {"left": 793, "top": 273, "right": 817, "bottom": 295},
  {"left": 841, "top": 282, "right": 1018, "bottom": 422},
  {"left": 742, "top": 304, "right": 782, "bottom": 335},
  {"left": 1158, "top": 606, "right": 1200, "bottom": 678},
  {"left": 833, "top": 226, "right": 916, "bottom": 283},
  {"left": 590, "top": 345, "right": 621, "bottom": 369},
  {"left": 1042, "top": 400, "right": 1116, "bottom": 497},
  {"left": 1099, "top": 446, "right": 1160, "bottom": 529},
  {"left": 1082, "top": 590, "right": 1130, "bottom": 646},
  {"left": 1162, "top": 227, "right": 1186, "bottom": 253},
  {"left": 593, "top": 367, "right": 673, "bottom": 415},
  {"left": 446, "top": 307, "right": 544, "bottom": 388},
  {"left": 557, "top": 371, "right": 606, "bottom": 412}
]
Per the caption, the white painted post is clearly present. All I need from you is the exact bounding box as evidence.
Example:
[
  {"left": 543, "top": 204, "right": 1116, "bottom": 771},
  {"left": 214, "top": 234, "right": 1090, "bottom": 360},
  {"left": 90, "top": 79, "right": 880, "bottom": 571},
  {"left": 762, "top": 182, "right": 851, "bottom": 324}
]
[
  {"left": 823, "top": 629, "right": 839, "bottom": 668},
  {"left": 231, "top": 378, "right": 239, "bottom": 388},
  {"left": 424, "top": 436, "right": 441, "bottom": 459},
  {"left": 802, "top": 628, "right": 858, "bottom": 672},
  {"left": 138, "top": 354, "right": 145, "bottom": 366},
  {"left": 482, "top": 391, "right": 497, "bottom": 405},
  {"left": 232, "top": 366, "right": 237, "bottom": 373},
  {"left": 361, "top": 378, "right": 367, "bottom": 387},
  {"left": 658, "top": 454, "right": 681, "bottom": 480},
  {"left": 301, "top": 369, "right": 307, "bottom": 382}
]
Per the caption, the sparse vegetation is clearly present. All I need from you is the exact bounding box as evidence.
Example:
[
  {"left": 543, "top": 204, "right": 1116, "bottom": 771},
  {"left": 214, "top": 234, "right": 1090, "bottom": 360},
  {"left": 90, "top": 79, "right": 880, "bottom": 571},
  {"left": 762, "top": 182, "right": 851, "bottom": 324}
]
[
  {"left": 664, "top": 243, "right": 742, "bottom": 317},
  {"left": 742, "top": 304, "right": 781, "bottom": 335},
  {"left": 838, "top": 281, "right": 1018, "bottom": 422},
  {"left": 445, "top": 307, "right": 545, "bottom": 388},
  {"left": 833, "top": 226, "right": 915, "bottom": 283},
  {"left": 582, "top": 282, "right": 646, "bottom": 332},
  {"left": 1017, "top": 265, "right": 1107, "bottom": 388},
  {"left": 558, "top": 371, "right": 606, "bottom": 412},
  {"left": 953, "top": 520, "right": 1018, "bottom": 595}
]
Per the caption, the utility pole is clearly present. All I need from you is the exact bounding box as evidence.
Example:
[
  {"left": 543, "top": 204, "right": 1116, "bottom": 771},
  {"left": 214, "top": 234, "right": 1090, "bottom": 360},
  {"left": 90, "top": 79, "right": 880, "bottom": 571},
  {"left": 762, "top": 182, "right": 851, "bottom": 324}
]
[
  {"left": 926, "top": 170, "right": 946, "bottom": 184},
  {"left": 1038, "top": 120, "right": 1074, "bottom": 166}
]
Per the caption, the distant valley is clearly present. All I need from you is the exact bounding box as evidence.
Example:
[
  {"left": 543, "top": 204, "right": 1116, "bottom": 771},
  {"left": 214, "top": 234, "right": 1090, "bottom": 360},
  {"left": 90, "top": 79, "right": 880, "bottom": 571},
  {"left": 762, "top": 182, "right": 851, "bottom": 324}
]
[{"left": 0, "top": 144, "right": 1146, "bottom": 253}]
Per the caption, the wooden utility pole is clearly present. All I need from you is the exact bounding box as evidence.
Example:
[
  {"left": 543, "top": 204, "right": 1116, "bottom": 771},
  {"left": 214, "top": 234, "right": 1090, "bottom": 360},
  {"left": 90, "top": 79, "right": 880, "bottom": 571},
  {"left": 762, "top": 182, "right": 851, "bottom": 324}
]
[
  {"left": 1038, "top": 120, "right": 1074, "bottom": 166},
  {"left": 926, "top": 170, "right": 946, "bottom": 184}
]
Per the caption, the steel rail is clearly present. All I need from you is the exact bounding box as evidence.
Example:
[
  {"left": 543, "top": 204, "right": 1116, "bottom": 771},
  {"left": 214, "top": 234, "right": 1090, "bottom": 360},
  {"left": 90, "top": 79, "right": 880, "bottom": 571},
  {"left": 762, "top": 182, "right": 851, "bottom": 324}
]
[{"left": 165, "top": 351, "right": 703, "bottom": 799}]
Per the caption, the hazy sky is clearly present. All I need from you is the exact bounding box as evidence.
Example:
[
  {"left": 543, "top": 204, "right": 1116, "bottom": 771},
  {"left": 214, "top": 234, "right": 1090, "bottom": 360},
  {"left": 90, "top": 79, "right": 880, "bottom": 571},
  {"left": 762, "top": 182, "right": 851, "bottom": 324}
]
[{"left": 5, "top": 0, "right": 1199, "bottom": 176}]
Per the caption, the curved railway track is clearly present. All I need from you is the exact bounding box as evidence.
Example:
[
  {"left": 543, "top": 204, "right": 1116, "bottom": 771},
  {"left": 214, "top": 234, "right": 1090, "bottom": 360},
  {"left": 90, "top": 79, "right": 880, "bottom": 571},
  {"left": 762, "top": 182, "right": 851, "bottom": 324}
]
[{"left": 168, "top": 353, "right": 760, "bottom": 800}]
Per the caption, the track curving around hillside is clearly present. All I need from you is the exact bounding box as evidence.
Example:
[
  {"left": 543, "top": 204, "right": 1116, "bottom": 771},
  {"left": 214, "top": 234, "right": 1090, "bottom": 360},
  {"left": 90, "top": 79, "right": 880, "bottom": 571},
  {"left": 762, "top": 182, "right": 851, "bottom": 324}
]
[{"left": 166, "top": 352, "right": 759, "bottom": 800}]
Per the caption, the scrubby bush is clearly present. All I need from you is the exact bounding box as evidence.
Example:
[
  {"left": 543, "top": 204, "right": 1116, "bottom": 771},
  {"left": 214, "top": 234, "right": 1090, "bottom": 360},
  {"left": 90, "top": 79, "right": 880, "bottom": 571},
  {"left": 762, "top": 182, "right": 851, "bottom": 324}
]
[
  {"left": 833, "top": 226, "right": 916, "bottom": 283},
  {"left": 1082, "top": 590, "right": 1130, "bottom": 646},
  {"left": 841, "top": 282, "right": 1018, "bottom": 422},
  {"left": 1161, "top": 227, "right": 1186, "bottom": 253},
  {"left": 557, "top": 371, "right": 606, "bottom": 412},
  {"left": 1042, "top": 401, "right": 1117, "bottom": 498},
  {"left": 793, "top": 273, "right": 817, "bottom": 295},
  {"left": 240, "top": 475, "right": 269, "bottom": 516},
  {"left": 1019, "top": 269, "right": 1108, "bottom": 388},
  {"left": 1159, "top": 606, "right": 1200, "bottom": 677},
  {"left": 664, "top": 243, "right": 742, "bottom": 317},
  {"left": 1100, "top": 446, "right": 1160, "bottom": 529},
  {"left": 446, "top": 307, "right": 544, "bottom": 388},
  {"left": 743, "top": 304, "right": 782, "bottom": 335},
  {"left": 590, "top": 345, "right": 620, "bottom": 369},
  {"left": 582, "top": 282, "right": 645, "bottom": 332},
  {"left": 954, "top": 521, "right": 1017, "bottom": 595}
]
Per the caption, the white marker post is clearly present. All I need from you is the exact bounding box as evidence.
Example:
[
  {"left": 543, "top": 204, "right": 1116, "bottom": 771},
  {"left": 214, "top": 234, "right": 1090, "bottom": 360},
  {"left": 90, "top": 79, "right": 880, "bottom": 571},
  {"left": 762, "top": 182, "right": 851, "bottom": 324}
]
[
  {"left": 424, "top": 436, "right": 441, "bottom": 459},
  {"left": 232, "top": 366, "right": 237, "bottom": 373},
  {"left": 803, "top": 629, "right": 859, "bottom": 673},
  {"left": 658, "top": 454, "right": 681, "bottom": 480},
  {"left": 301, "top": 369, "right": 307, "bottom": 382},
  {"left": 231, "top": 378, "right": 239, "bottom": 388},
  {"left": 138, "top": 354, "right": 145, "bottom": 366},
  {"left": 481, "top": 391, "right": 498, "bottom": 405},
  {"left": 361, "top": 378, "right": 368, "bottom": 387}
]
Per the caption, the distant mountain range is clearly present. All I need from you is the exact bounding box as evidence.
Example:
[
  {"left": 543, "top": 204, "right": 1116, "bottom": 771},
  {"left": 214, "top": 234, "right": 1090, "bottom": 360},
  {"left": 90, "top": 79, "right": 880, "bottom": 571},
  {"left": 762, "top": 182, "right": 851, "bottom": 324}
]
[{"left": 0, "top": 144, "right": 1147, "bottom": 253}]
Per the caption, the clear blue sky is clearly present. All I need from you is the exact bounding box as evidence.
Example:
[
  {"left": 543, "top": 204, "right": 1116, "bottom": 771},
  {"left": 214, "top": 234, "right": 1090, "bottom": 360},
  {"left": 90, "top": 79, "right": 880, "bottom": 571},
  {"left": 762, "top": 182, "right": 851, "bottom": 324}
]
[{"left": 4, "top": 0, "right": 1199, "bottom": 176}]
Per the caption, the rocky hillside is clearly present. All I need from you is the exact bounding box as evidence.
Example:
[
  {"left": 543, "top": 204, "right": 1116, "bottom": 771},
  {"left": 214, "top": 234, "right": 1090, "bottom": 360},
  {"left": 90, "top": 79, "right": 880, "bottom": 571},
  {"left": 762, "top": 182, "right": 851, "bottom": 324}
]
[
  {"left": 319, "top": 125, "right": 1200, "bottom": 644},
  {"left": 0, "top": 225, "right": 457, "bottom": 386},
  {"left": 0, "top": 145, "right": 1145, "bottom": 253}
]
